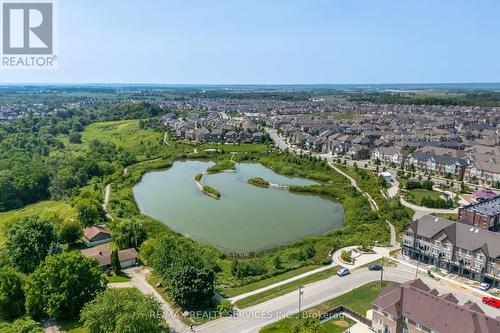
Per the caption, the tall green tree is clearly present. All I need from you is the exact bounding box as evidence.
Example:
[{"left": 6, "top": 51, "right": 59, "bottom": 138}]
[
  {"left": 112, "top": 220, "right": 147, "bottom": 250},
  {"left": 24, "top": 251, "right": 106, "bottom": 319},
  {"left": 57, "top": 219, "right": 83, "bottom": 245},
  {"left": 80, "top": 288, "right": 164, "bottom": 333},
  {"left": 75, "top": 198, "right": 106, "bottom": 226},
  {"left": 146, "top": 235, "right": 219, "bottom": 308},
  {"left": 0, "top": 267, "right": 25, "bottom": 320},
  {"left": 111, "top": 250, "right": 121, "bottom": 275},
  {"left": 6, "top": 216, "right": 57, "bottom": 273}
]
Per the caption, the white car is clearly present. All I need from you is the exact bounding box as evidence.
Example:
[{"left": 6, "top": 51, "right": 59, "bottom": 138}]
[
  {"left": 480, "top": 283, "right": 491, "bottom": 291},
  {"left": 337, "top": 268, "right": 350, "bottom": 277}
]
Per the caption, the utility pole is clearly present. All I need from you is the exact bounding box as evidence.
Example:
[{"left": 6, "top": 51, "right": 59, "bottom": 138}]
[
  {"left": 380, "top": 256, "right": 384, "bottom": 286},
  {"left": 298, "top": 286, "right": 304, "bottom": 318},
  {"left": 415, "top": 250, "right": 421, "bottom": 279}
]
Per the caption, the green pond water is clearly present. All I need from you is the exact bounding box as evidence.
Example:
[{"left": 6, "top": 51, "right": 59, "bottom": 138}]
[{"left": 133, "top": 160, "right": 344, "bottom": 252}]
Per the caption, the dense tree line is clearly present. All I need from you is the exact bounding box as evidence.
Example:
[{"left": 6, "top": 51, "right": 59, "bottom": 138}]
[{"left": 0, "top": 103, "right": 164, "bottom": 211}]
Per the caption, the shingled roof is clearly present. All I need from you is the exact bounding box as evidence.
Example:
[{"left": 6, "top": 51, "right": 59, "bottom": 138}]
[
  {"left": 407, "top": 215, "right": 500, "bottom": 259},
  {"left": 373, "top": 279, "right": 500, "bottom": 333}
]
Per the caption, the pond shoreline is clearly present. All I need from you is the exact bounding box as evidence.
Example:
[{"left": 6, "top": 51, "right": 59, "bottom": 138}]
[{"left": 133, "top": 160, "right": 345, "bottom": 253}]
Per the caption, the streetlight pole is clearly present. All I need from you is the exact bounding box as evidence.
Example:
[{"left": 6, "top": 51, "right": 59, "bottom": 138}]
[
  {"left": 380, "top": 256, "right": 384, "bottom": 286},
  {"left": 298, "top": 286, "right": 304, "bottom": 318},
  {"left": 415, "top": 249, "right": 421, "bottom": 279}
]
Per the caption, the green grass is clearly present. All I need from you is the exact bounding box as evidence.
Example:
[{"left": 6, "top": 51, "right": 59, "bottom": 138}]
[
  {"left": 0, "top": 201, "right": 77, "bottom": 245},
  {"left": 105, "top": 272, "right": 131, "bottom": 283},
  {"left": 322, "top": 317, "right": 355, "bottom": 333},
  {"left": 200, "top": 143, "right": 269, "bottom": 153},
  {"left": 405, "top": 189, "right": 442, "bottom": 204},
  {"left": 219, "top": 265, "right": 322, "bottom": 298},
  {"left": 248, "top": 177, "right": 270, "bottom": 187},
  {"left": 57, "top": 119, "right": 167, "bottom": 162},
  {"left": 436, "top": 213, "right": 458, "bottom": 221},
  {"left": 206, "top": 160, "right": 235, "bottom": 173},
  {"left": 234, "top": 266, "right": 339, "bottom": 308},
  {"left": 260, "top": 281, "right": 395, "bottom": 333}
]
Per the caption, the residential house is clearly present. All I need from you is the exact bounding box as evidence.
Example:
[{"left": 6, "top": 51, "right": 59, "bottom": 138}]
[
  {"left": 83, "top": 225, "right": 111, "bottom": 247},
  {"left": 402, "top": 215, "right": 500, "bottom": 287},
  {"left": 458, "top": 195, "right": 500, "bottom": 231},
  {"left": 372, "top": 279, "right": 500, "bottom": 333}
]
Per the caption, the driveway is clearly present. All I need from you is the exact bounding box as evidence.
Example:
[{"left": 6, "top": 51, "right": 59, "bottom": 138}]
[{"left": 110, "top": 267, "right": 188, "bottom": 333}]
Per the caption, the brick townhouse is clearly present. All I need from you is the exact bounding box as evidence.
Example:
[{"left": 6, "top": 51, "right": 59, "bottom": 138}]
[
  {"left": 458, "top": 195, "right": 500, "bottom": 231},
  {"left": 372, "top": 279, "right": 500, "bottom": 333},
  {"left": 402, "top": 215, "right": 500, "bottom": 287}
]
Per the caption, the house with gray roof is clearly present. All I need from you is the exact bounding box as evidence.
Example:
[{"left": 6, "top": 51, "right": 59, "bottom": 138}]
[
  {"left": 372, "top": 279, "right": 500, "bottom": 333},
  {"left": 402, "top": 215, "right": 500, "bottom": 287}
]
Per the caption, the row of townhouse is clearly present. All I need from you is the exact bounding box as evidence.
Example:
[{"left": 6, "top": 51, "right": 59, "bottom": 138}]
[
  {"left": 161, "top": 114, "right": 265, "bottom": 144},
  {"left": 402, "top": 215, "right": 500, "bottom": 287},
  {"left": 372, "top": 279, "right": 500, "bottom": 333},
  {"left": 372, "top": 147, "right": 469, "bottom": 180}
]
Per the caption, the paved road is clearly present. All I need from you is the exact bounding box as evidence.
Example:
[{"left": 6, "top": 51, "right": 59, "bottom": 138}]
[{"left": 196, "top": 264, "right": 497, "bottom": 333}]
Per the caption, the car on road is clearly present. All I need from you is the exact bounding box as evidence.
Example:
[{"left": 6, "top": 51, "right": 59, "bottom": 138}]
[
  {"left": 482, "top": 296, "right": 500, "bottom": 308},
  {"left": 337, "top": 268, "right": 350, "bottom": 276},
  {"left": 480, "top": 283, "right": 491, "bottom": 291},
  {"left": 368, "top": 264, "right": 383, "bottom": 271}
]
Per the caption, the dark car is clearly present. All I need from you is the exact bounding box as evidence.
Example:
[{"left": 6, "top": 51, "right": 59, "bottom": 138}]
[{"left": 368, "top": 264, "right": 383, "bottom": 271}]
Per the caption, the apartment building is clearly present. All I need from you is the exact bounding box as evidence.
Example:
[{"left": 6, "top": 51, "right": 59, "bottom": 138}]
[
  {"left": 402, "top": 215, "right": 500, "bottom": 287},
  {"left": 458, "top": 195, "right": 500, "bottom": 231},
  {"left": 372, "top": 279, "right": 500, "bottom": 333}
]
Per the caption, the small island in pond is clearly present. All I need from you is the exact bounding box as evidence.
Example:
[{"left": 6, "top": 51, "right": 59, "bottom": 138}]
[
  {"left": 202, "top": 184, "right": 221, "bottom": 198},
  {"left": 247, "top": 177, "right": 270, "bottom": 188}
]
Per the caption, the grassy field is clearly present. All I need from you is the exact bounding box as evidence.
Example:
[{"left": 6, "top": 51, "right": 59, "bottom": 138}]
[
  {"left": 260, "top": 281, "right": 394, "bottom": 333},
  {"left": 219, "top": 265, "right": 322, "bottom": 298},
  {"left": 56, "top": 119, "right": 166, "bottom": 162},
  {"left": 405, "top": 189, "right": 442, "bottom": 204},
  {"left": 0, "top": 201, "right": 77, "bottom": 245},
  {"left": 234, "top": 266, "right": 339, "bottom": 309}
]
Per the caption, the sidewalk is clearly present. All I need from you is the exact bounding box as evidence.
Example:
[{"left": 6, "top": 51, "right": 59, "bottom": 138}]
[
  {"left": 228, "top": 262, "right": 337, "bottom": 303},
  {"left": 392, "top": 256, "right": 492, "bottom": 298},
  {"left": 332, "top": 246, "right": 393, "bottom": 269}
]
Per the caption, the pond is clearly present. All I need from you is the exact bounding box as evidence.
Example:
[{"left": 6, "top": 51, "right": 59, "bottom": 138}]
[{"left": 133, "top": 160, "right": 344, "bottom": 252}]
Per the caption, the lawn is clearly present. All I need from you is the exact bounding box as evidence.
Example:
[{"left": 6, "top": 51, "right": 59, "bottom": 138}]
[
  {"left": 0, "top": 201, "right": 77, "bottom": 245},
  {"left": 323, "top": 317, "right": 356, "bottom": 333},
  {"left": 260, "top": 281, "right": 395, "bottom": 333},
  {"left": 105, "top": 272, "right": 131, "bottom": 283},
  {"left": 219, "top": 265, "right": 322, "bottom": 298},
  {"left": 436, "top": 213, "right": 458, "bottom": 221},
  {"left": 405, "top": 189, "right": 442, "bottom": 205},
  {"left": 234, "top": 267, "right": 339, "bottom": 309}
]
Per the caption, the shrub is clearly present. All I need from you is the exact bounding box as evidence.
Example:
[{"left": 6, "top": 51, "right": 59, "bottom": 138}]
[{"left": 340, "top": 250, "right": 352, "bottom": 263}]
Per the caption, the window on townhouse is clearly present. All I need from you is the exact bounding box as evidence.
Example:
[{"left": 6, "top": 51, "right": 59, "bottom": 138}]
[
  {"left": 476, "top": 253, "right": 483, "bottom": 260},
  {"left": 475, "top": 262, "right": 482, "bottom": 270},
  {"left": 434, "top": 240, "right": 440, "bottom": 246},
  {"left": 416, "top": 323, "right": 423, "bottom": 330}
]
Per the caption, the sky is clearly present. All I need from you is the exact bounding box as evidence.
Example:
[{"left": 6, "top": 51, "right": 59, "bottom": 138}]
[{"left": 1, "top": 0, "right": 500, "bottom": 84}]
